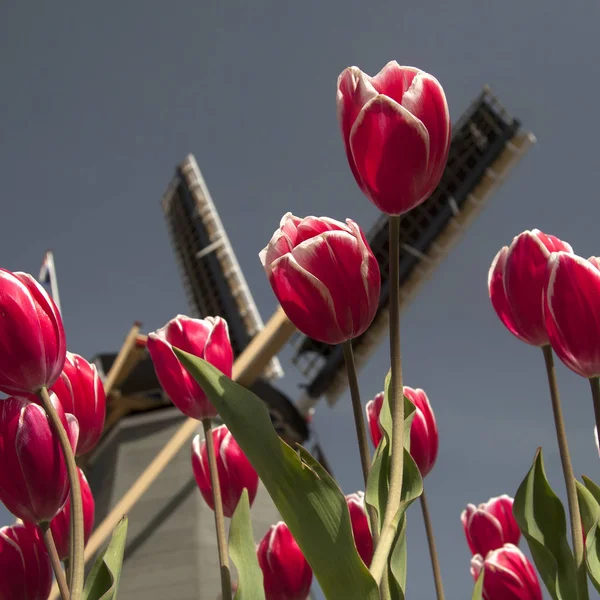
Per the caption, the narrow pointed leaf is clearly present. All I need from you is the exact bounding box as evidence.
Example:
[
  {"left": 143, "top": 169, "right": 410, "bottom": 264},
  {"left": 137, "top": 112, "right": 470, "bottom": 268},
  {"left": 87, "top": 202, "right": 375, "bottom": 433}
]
[
  {"left": 83, "top": 517, "right": 128, "bottom": 600},
  {"left": 229, "top": 489, "right": 265, "bottom": 600},
  {"left": 175, "top": 350, "right": 379, "bottom": 600},
  {"left": 583, "top": 475, "right": 600, "bottom": 506},
  {"left": 387, "top": 515, "right": 408, "bottom": 600},
  {"left": 586, "top": 521, "right": 600, "bottom": 593},
  {"left": 513, "top": 448, "right": 576, "bottom": 600},
  {"left": 575, "top": 479, "right": 600, "bottom": 537},
  {"left": 471, "top": 570, "right": 484, "bottom": 600}
]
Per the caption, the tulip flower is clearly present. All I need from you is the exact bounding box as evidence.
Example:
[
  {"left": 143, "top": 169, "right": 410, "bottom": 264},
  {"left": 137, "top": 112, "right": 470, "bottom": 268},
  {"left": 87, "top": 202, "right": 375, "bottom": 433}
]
[
  {"left": 0, "top": 395, "right": 79, "bottom": 523},
  {"left": 47, "top": 467, "right": 95, "bottom": 560},
  {"left": 0, "top": 269, "right": 66, "bottom": 395},
  {"left": 544, "top": 252, "right": 600, "bottom": 378},
  {"left": 49, "top": 351, "right": 106, "bottom": 456},
  {"left": 0, "top": 523, "right": 52, "bottom": 600},
  {"left": 259, "top": 213, "right": 380, "bottom": 345},
  {"left": 366, "top": 386, "right": 438, "bottom": 477},
  {"left": 471, "top": 544, "right": 542, "bottom": 600},
  {"left": 257, "top": 522, "right": 313, "bottom": 600},
  {"left": 336, "top": 61, "right": 451, "bottom": 215},
  {"left": 191, "top": 425, "right": 259, "bottom": 518},
  {"left": 147, "top": 315, "right": 233, "bottom": 420},
  {"left": 461, "top": 495, "right": 520, "bottom": 557},
  {"left": 488, "top": 230, "right": 573, "bottom": 346},
  {"left": 346, "top": 491, "right": 373, "bottom": 566}
]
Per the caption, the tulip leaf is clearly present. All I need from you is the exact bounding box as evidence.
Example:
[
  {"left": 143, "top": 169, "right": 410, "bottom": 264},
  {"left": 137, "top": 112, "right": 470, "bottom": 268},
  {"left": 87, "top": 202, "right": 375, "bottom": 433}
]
[
  {"left": 387, "top": 514, "right": 408, "bottom": 600},
  {"left": 83, "top": 517, "right": 128, "bottom": 600},
  {"left": 582, "top": 475, "right": 600, "bottom": 506},
  {"left": 471, "top": 570, "right": 484, "bottom": 600},
  {"left": 175, "top": 350, "right": 379, "bottom": 600},
  {"left": 229, "top": 489, "right": 265, "bottom": 600},
  {"left": 513, "top": 448, "right": 576, "bottom": 600},
  {"left": 575, "top": 479, "right": 600, "bottom": 537},
  {"left": 585, "top": 520, "right": 600, "bottom": 593}
]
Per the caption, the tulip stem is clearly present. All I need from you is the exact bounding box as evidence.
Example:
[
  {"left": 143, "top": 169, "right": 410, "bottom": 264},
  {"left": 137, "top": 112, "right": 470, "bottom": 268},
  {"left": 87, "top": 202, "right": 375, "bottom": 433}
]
[
  {"left": 38, "top": 387, "right": 85, "bottom": 600},
  {"left": 40, "top": 522, "right": 70, "bottom": 600},
  {"left": 589, "top": 377, "right": 600, "bottom": 457},
  {"left": 370, "top": 215, "right": 405, "bottom": 586},
  {"left": 542, "top": 346, "right": 588, "bottom": 600},
  {"left": 202, "top": 418, "right": 232, "bottom": 600},
  {"left": 419, "top": 489, "right": 445, "bottom": 600}
]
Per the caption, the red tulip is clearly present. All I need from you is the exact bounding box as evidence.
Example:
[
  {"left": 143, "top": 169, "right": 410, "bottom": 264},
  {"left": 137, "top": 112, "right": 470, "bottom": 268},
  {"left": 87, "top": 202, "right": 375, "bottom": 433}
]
[
  {"left": 48, "top": 467, "right": 95, "bottom": 560},
  {"left": 0, "top": 395, "right": 79, "bottom": 523},
  {"left": 50, "top": 352, "right": 106, "bottom": 456},
  {"left": 147, "top": 315, "right": 233, "bottom": 420},
  {"left": 259, "top": 213, "right": 380, "bottom": 345},
  {"left": 544, "top": 252, "right": 600, "bottom": 378},
  {"left": 488, "top": 230, "right": 573, "bottom": 346},
  {"left": 346, "top": 491, "right": 373, "bottom": 566},
  {"left": 461, "top": 495, "right": 520, "bottom": 557},
  {"left": 471, "top": 544, "right": 542, "bottom": 600},
  {"left": 191, "top": 425, "right": 259, "bottom": 518},
  {"left": 0, "top": 269, "right": 66, "bottom": 394},
  {"left": 0, "top": 523, "right": 52, "bottom": 600},
  {"left": 366, "top": 386, "right": 438, "bottom": 477},
  {"left": 257, "top": 522, "right": 313, "bottom": 600},
  {"left": 336, "top": 61, "right": 450, "bottom": 215}
]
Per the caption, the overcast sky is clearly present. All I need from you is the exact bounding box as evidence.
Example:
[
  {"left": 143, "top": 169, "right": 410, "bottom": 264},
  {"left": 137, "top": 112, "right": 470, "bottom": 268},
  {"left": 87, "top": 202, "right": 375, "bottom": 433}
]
[{"left": 2, "top": 2, "right": 599, "bottom": 598}]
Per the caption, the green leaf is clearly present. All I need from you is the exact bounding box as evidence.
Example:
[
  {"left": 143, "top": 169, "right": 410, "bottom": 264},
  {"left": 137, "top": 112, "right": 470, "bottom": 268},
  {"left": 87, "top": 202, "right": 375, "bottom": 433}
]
[
  {"left": 585, "top": 521, "right": 600, "bottom": 593},
  {"left": 175, "top": 350, "right": 379, "bottom": 600},
  {"left": 471, "top": 569, "right": 484, "bottom": 600},
  {"left": 575, "top": 479, "right": 600, "bottom": 537},
  {"left": 582, "top": 475, "right": 600, "bottom": 506},
  {"left": 513, "top": 448, "right": 576, "bottom": 600},
  {"left": 229, "top": 489, "right": 265, "bottom": 600},
  {"left": 83, "top": 517, "right": 128, "bottom": 600},
  {"left": 387, "top": 515, "right": 408, "bottom": 600}
]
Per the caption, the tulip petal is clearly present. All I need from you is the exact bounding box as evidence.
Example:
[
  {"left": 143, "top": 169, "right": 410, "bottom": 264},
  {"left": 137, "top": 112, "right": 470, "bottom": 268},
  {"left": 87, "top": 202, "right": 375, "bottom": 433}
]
[
  {"left": 370, "top": 61, "right": 420, "bottom": 105},
  {"left": 349, "top": 95, "right": 430, "bottom": 215},
  {"left": 204, "top": 318, "right": 234, "bottom": 379}
]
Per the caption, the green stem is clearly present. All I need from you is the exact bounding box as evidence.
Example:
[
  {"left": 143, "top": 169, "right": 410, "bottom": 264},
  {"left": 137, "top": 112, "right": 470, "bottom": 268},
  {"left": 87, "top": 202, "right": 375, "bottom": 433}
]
[
  {"left": 420, "top": 489, "right": 445, "bottom": 600},
  {"left": 342, "top": 341, "right": 379, "bottom": 545},
  {"left": 542, "top": 346, "right": 588, "bottom": 600},
  {"left": 203, "top": 419, "right": 232, "bottom": 600},
  {"left": 38, "top": 387, "right": 84, "bottom": 600},
  {"left": 370, "top": 215, "right": 405, "bottom": 585},
  {"left": 40, "top": 522, "right": 70, "bottom": 600}
]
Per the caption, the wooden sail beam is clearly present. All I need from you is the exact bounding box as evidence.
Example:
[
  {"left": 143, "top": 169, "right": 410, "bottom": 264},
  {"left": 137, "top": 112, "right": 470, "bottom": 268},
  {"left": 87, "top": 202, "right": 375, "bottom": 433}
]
[{"left": 49, "top": 306, "right": 295, "bottom": 600}]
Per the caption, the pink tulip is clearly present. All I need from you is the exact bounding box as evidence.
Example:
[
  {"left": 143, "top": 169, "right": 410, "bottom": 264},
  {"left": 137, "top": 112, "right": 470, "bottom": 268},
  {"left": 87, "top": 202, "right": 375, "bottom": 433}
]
[
  {"left": 191, "top": 425, "right": 259, "bottom": 518},
  {"left": 49, "top": 351, "right": 106, "bottom": 456},
  {"left": 336, "top": 61, "right": 450, "bottom": 215},
  {"left": 0, "top": 523, "right": 52, "bottom": 600},
  {"left": 346, "top": 491, "right": 373, "bottom": 566},
  {"left": 0, "top": 395, "right": 79, "bottom": 523},
  {"left": 366, "top": 387, "right": 438, "bottom": 477},
  {"left": 471, "top": 544, "right": 542, "bottom": 600},
  {"left": 461, "top": 495, "right": 520, "bottom": 557},
  {"left": 260, "top": 213, "right": 380, "bottom": 345},
  {"left": 488, "top": 230, "right": 573, "bottom": 346},
  {"left": 257, "top": 522, "right": 313, "bottom": 600},
  {"left": 544, "top": 252, "right": 600, "bottom": 378},
  {"left": 147, "top": 315, "right": 233, "bottom": 420},
  {"left": 0, "top": 269, "right": 66, "bottom": 394},
  {"left": 47, "top": 467, "right": 95, "bottom": 560}
]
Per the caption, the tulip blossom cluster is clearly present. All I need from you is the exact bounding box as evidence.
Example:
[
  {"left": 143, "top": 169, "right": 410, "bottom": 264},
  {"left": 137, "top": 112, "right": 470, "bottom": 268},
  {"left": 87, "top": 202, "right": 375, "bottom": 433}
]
[{"left": 462, "top": 495, "right": 541, "bottom": 599}]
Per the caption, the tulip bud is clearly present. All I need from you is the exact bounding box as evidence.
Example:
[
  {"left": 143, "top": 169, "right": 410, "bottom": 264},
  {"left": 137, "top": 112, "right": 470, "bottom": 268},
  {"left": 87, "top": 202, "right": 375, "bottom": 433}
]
[
  {"left": 0, "top": 523, "right": 52, "bottom": 600},
  {"left": 147, "top": 315, "right": 233, "bottom": 420},
  {"left": 366, "top": 387, "right": 438, "bottom": 477},
  {"left": 471, "top": 544, "right": 542, "bottom": 600},
  {"left": 461, "top": 495, "right": 520, "bottom": 557},
  {"left": 336, "top": 61, "right": 451, "bottom": 216},
  {"left": 346, "top": 491, "right": 373, "bottom": 566},
  {"left": 0, "top": 395, "right": 79, "bottom": 523},
  {"left": 49, "top": 351, "right": 106, "bottom": 456},
  {"left": 0, "top": 269, "right": 66, "bottom": 394},
  {"left": 544, "top": 252, "right": 600, "bottom": 378},
  {"left": 48, "top": 467, "right": 95, "bottom": 560},
  {"left": 259, "top": 213, "right": 380, "bottom": 345},
  {"left": 488, "top": 230, "right": 573, "bottom": 346},
  {"left": 191, "top": 425, "right": 259, "bottom": 518},
  {"left": 257, "top": 522, "right": 312, "bottom": 600}
]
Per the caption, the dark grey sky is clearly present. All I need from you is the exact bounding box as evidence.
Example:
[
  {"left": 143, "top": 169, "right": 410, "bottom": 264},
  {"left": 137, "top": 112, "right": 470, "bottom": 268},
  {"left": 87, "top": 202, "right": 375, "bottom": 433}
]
[{"left": 1, "top": 2, "right": 599, "bottom": 598}]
